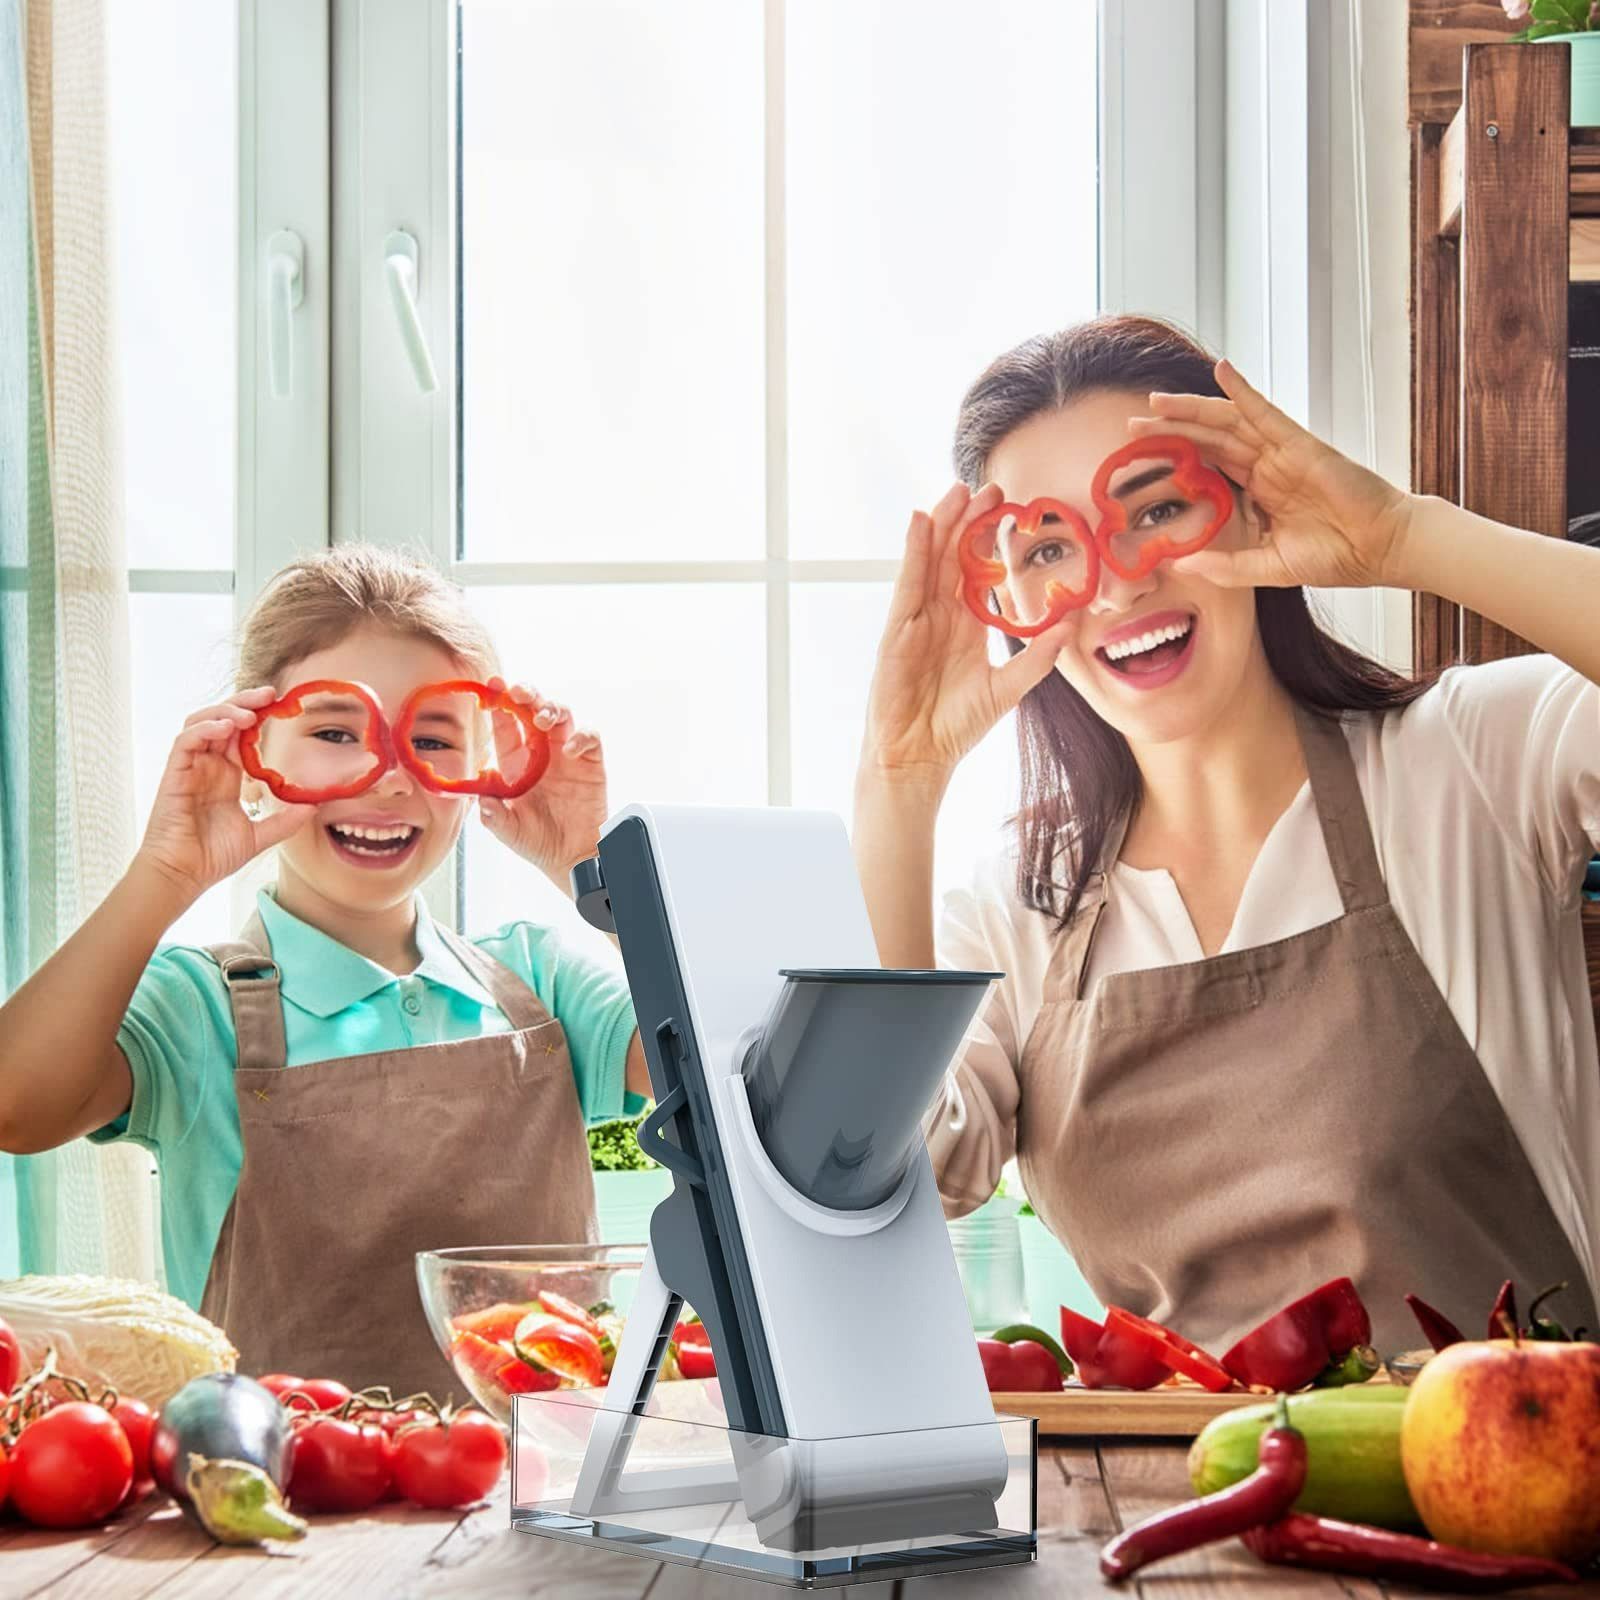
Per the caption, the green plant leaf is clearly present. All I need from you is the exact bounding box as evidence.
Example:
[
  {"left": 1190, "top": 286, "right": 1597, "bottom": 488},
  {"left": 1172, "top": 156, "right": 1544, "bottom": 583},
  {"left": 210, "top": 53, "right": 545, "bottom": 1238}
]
[{"left": 1531, "top": 0, "right": 1573, "bottom": 25}]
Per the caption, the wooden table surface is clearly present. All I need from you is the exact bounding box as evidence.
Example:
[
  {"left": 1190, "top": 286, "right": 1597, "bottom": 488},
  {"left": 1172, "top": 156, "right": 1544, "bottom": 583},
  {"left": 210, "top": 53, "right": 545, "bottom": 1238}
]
[{"left": 6, "top": 1440, "right": 1598, "bottom": 1599}]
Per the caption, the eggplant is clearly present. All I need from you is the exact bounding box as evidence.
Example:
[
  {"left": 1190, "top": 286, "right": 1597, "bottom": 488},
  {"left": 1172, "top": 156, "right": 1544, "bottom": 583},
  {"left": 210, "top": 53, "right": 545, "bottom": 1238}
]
[{"left": 152, "top": 1372, "right": 307, "bottom": 1544}]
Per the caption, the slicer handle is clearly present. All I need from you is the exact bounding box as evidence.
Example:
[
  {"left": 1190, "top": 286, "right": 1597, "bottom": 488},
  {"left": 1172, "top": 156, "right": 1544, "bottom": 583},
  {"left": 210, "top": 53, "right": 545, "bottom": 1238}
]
[
  {"left": 636, "top": 1081, "right": 706, "bottom": 1189},
  {"left": 571, "top": 855, "right": 614, "bottom": 931}
]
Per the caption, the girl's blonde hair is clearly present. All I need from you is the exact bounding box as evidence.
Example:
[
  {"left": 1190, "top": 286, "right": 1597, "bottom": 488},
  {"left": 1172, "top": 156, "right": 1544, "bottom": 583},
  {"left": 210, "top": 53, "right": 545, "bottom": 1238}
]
[{"left": 236, "top": 545, "right": 498, "bottom": 692}]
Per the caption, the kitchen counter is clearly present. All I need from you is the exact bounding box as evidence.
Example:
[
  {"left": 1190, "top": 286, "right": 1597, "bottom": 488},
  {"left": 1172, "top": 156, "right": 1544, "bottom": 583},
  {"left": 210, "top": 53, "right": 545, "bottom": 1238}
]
[{"left": 7, "top": 1440, "right": 1596, "bottom": 1598}]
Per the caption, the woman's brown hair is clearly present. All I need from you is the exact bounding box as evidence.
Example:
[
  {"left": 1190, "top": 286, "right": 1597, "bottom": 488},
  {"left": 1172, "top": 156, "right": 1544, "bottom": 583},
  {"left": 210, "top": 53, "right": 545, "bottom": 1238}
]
[{"left": 952, "top": 314, "right": 1428, "bottom": 929}]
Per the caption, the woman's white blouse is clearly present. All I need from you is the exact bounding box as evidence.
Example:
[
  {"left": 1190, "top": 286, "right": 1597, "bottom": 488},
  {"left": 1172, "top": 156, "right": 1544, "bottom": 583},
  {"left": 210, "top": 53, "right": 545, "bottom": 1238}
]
[{"left": 931, "top": 655, "right": 1600, "bottom": 1295}]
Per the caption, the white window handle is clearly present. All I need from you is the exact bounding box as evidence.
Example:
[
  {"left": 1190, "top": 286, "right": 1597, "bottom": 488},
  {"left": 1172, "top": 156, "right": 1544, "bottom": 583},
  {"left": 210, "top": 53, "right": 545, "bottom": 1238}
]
[
  {"left": 383, "top": 230, "right": 439, "bottom": 394},
  {"left": 266, "top": 230, "right": 304, "bottom": 400}
]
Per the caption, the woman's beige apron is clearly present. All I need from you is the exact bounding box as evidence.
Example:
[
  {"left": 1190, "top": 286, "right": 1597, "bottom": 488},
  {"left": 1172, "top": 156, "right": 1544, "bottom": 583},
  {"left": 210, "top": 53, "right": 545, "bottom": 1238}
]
[
  {"left": 198, "top": 913, "right": 599, "bottom": 1395},
  {"left": 1016, "top": 704, "right": 1597, "bottom": 1355}
]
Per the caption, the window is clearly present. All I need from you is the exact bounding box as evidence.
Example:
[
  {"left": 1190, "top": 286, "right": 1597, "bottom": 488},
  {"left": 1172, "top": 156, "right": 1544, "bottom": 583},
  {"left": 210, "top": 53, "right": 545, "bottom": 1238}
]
[{"left": 229, "top": 0, "right": 1211, "bottom": 952}]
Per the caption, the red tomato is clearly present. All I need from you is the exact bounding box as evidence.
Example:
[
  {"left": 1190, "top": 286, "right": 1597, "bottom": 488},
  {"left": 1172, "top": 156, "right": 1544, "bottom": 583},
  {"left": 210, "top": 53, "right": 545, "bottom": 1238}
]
[
  {"left": 112, "top": 1397, "right": 157, "bottom": 1507},
  {"left": 0, "top": 1315, "right": 19, "bottom": 1394},
  {"left": 391, "top": 1412, "right": 507, "bottom": 1509},
  {"left": 451, "top": 1301, "right": 534, "bottom": 1344},
  {"left": 0, "top": 1439, "right": 10, "bottom": 1511},
  {"left": 513, "top": 1316, "right": 605, "bottom": 1389},
  {"left": 494, "top": 1357, "right": 559, "bottom": 1395},
  {"left": 673, "top": 1318, "right": 711, "bottom": 1347},
  {"left": 10, "top": 1403, "right": 134, "bottom": 1528},
  {"left": 676, "top": 1342, "right": 716, "bottom": 1380},
  {"left": 536, "top": 1290, "right": 604, "bottom": 1340},
  {"left": 257, "top": 1373, "right": 352, "bottom": 1412},
  {"left": 287, "top": 1416, "right": 392, "bottom": 1513}
]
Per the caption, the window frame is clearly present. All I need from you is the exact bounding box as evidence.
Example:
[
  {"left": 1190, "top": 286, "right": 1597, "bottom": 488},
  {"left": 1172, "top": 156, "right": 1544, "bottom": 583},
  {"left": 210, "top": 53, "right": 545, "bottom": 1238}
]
[{"left": 235, "top": 0, "right": 1222, "bottom": 927}]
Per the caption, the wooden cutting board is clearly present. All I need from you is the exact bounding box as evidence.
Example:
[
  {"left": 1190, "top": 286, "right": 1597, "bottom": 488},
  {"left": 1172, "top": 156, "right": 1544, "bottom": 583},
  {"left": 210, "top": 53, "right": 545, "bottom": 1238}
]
[{"left": 991, "top": 1383, "right": 1268, "bottom": 1438}]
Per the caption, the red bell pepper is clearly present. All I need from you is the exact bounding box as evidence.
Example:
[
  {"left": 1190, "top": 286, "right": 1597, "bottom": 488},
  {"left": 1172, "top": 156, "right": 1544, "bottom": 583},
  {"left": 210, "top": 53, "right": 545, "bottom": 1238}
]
[
  {"left": 1089, "top": 435, "right": 1234, "bottom": 582},
  {"left": 1404, "top": 1292, "right": 1465, "bottom": 1353},
  {"left": 239, "top": 678, "right": 395, "bottom": 805},
  {"left": 1105, "top": 1307, "right": 1235, "bottom": 1394},
  {"left": 1488, "top": 1279, "right": 1517, "bottom": 1341},
  {"left": 976, "top": 1336, "right": 1065, "bottom": 1394},
  {"left": 957, "top": 498, "right": 1100, "bottom": 638},
  {"left": 1058, "top": 1306, "right": 1168, "bottom": 1391},
  {"left": 1221, "top": 1278, "right": 1374, "bottom": 1392},
  {"left": 392, "top": 678, "right": 551, "bottom": 800}
]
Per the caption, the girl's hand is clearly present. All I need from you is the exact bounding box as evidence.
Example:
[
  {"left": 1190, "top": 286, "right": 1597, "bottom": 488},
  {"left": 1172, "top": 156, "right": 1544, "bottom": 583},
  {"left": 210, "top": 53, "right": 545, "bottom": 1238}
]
[
  {"left": 1130, "top": 358, "right": 1416, "bottom": 590},
  {"left": 477, "top": 679, "right": 609, "bottom": 888},
  {"left": 136, "top": 687, "right": 315, "bottom": 902},
  {"left": 859, "top": 483, "right": 1076, "bottom": 795}
]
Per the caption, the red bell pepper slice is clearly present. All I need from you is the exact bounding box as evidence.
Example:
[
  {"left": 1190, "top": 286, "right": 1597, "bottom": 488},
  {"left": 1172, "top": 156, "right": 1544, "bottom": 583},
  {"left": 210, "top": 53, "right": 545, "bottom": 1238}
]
[
  {"left": 1059, "top": 1305, "right": 1168, "bottom": 1391},
  {"left": 392, "top": 678, "right": 551, "bottom": 800},
  {"left": 451, "top": 1300, "right": 535, "bottom": 1345},
  {"left": 1404, "top": 1292, "right": 1465, "bottom": 1353},
  {"left": 1089, "top": 435, "right": 1233, "bottom": 583},
  {"left": 239, "top": 678, "right": 395, "bottom": 805},
  {"left": 1487, "top": 1279, "right": 1518, "bottom": 1341},
  {"left": 1104, "top": 1307, "right": 1235, "bottom": 1394},
  {"left": 957, "top": 497, "right": 1099, "bottom": 638},
  {"left": 1220, "top": 1277, "right": 1374, "bottom": 1392},
  {"left": 536, "top": 1289, "right": 605, "bottom": 1341}
]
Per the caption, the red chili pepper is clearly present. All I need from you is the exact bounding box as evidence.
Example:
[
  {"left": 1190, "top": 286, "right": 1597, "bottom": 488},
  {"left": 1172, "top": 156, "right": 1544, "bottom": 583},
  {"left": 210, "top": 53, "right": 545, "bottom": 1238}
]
[
  {"left": 239, "top": 679, "right": 396, "bottom": 805},
  {"left": 1404, "top": 1293, "right": 1465, "bottom": 1353},
  {"left": 1104, "top": 1307, "right": 1235, "bottom": 1394},
  {"left": 1487, "top": 1278, "right": 1518, "bottom": 1342},
  {"left": 1241, "top": 1512, "right": 1580, "bottom": 1592},
  {"left": 1089, "top": 435, "right": 1234, "bottom": 582},
  {"left": 976, "top": 1337, "right": 1064, "bottom": 1394},
  {"left": 1058, "top": 1306, "right": 1167, "bottom": 1391},
  {"left": 956, "top": 498, "right": 1099, "bottom": 639},
  {"left": 1221, "top": 1278, "right": 1374, "bottom": 1392},
  {"left": 1099, "top": 1396, "right": 1306, "bottom": 1582}
]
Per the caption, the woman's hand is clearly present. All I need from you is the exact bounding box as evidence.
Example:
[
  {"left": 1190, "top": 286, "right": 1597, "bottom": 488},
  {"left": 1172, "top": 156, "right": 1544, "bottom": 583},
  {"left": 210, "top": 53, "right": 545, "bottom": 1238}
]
[
  {"left": 477, "top": 679, "right": 608, "bottom": 889},
  {"left": 136, "top": 687, "right": 315, "bottom": 903},
  {"left": 859, "top": 482, "right": 1076, "bottom": 796},
  {"left": 1130, "top": 358, "right": 1415, "bottom": 590}
]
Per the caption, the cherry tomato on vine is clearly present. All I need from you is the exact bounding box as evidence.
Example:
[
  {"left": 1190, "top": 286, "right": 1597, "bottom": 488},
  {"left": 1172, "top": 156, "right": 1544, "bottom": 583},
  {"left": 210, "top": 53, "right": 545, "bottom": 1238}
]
[
  {"left": 112, "top": 1396, "right": 157, "bottom": 1504},
  {"left": 287, "top": 1415, "right": 392, "bottom": 1513},
  {"left": 10, "top": 1403, "right": 134, "bottom": 1528},
  {"left": 390, "top": 1412, "right": 507, "bottom": 1509},
  {"left": 0, "top": 1314, "right": 20, "bottom": 1394},
  {"left": 257, "top": 1373, "right": 353, "bottom": 1412}
]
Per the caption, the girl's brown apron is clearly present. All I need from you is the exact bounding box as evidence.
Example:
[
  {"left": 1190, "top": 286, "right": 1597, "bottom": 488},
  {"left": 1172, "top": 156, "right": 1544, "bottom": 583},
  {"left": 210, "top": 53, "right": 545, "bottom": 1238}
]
[
  {"left": 1016, "top": 703, "right": 1596, "bottom": 1355},
  {"left": 198, "top": 913, "right": 600, "bottom": 1395}
]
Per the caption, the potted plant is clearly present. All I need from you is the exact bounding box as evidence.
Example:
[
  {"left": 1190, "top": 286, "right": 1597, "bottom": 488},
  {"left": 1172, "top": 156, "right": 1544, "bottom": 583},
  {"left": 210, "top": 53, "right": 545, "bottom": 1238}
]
[
  {"left": 588, "top": 1112, "right": 674, "bottom": 1245},
  {"left": 1504, "top": 0, "right": 1600, "bottom": 125},
  {"left": 1014, "top": 1200, "right": 1105, "bottom": 1330}
]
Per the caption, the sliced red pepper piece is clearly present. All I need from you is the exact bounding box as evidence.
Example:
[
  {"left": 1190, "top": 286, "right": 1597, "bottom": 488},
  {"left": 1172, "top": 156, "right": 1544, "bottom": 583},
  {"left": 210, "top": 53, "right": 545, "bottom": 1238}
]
[
  {"left": 1089, "top": 435, "right": 1234, "bottom": 582},
  {"left": 536, "top": 1289, "right": 605, "bottom": 1341},
  {"left": 1487, "top": 1279, "right": 1518, "bottom": 1342},
  {"left": 1059, "top": 1306, "right": 1168, "bottom": 1391},
  {"left": 1105, "top": 1307, "right": 1235, "bottom": 1394},
  {"left": 1404, "top": 1292, "right": 1465, "bottom": 1353},
  {"left": 676, "top": 1342, "right": 717, "bottom": 1381},
  {"left": 239, "top": 678, "right": 395, "bottom": 805},
  {"left": 957, "top": 498, "right": 1099, "bottom": 638},
  {"left": 392, "top": 678, "right": 551, "bottom": 800},
  {"left": 1220, "top": 1278, "right": 1373, "bottom": 1392}
]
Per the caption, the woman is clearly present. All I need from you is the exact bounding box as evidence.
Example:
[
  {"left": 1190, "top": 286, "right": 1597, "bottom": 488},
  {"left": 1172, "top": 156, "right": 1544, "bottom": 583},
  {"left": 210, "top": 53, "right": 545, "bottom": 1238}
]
[{"left": 854, "top": 316, "right": 1600, "bottom": 1355}]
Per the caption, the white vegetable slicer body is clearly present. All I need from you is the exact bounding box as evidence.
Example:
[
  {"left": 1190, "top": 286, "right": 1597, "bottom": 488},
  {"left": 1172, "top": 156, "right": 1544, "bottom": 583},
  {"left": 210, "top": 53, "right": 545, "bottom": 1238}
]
[{"left": 512, "top": 804, "right": 1033, "bottom": 1579}]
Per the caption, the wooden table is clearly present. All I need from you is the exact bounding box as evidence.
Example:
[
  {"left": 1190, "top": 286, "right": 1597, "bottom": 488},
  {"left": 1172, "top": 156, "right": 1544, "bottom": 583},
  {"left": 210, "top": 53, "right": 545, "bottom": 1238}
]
[{"left": 7, "top": 1441, "right": 1599, "bottom": 1598}]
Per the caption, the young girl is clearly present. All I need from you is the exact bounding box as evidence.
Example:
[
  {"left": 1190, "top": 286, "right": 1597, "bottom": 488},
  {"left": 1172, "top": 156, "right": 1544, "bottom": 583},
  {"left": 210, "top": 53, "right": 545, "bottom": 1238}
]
[
  {"left": 0, "top": 546, "right": 651, "bottom": 1394},
  {"left": 856, "top": 315, "right": 1600, "bottom": 1357}
]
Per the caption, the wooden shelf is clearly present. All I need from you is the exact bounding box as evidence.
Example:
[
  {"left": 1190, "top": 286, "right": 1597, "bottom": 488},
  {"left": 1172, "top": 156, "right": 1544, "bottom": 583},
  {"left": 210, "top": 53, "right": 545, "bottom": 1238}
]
[{"left": 1438, "top": 124, "right": 1600, "bottom": 245}]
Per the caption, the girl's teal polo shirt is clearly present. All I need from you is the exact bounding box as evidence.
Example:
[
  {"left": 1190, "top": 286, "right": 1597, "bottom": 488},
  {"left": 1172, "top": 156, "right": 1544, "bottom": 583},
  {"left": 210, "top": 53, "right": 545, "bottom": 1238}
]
[{"left": 92, "top": 888, "right": 643, "bottom": 1311}]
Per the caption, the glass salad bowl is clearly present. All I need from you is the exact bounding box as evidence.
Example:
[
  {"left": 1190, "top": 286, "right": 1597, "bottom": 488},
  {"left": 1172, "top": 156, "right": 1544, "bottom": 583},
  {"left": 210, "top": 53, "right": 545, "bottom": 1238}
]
[{"left": 416, "top": 1244, "right": 712, "bottom": 1424}]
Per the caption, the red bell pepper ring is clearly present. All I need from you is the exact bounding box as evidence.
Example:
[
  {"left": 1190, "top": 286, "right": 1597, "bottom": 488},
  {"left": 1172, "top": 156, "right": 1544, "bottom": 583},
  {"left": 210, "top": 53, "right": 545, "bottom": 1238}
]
[
  {"left": 392, "top": 678, "right": 551, "bottom": 800},
  {"left": 957, "top": 497, "right": 1099, "bottom": 639},
  {"left": 1220, "top": 1277, "right": 1374, "bottom": 1392},
  {"left": 239, "top": 678, "right": 395, "bottom": 805},
  {"left": 976, "top": 1336, "right": 1065, "bottom": 1394},
  {"left": 1089, "top": 435, "right": 1234, "bottom": 583},
  {"left": 1059, "top": 1305, "right": 1168, "bottom": 1391},
  {"left": 1104, "top": 1307, "right": 1236, "bottom": 1394}
]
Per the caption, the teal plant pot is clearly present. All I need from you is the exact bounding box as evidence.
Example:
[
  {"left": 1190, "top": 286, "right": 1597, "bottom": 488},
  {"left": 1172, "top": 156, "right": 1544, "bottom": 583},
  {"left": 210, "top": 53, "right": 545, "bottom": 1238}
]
[
  {"left": 591, "top": 1167, "right": 675, "bottom": 1247},
  {"left": 1533, "top": 32, "right": 1600, "bottom": 127},
  {"left": 1017, "top": 1212, "right": 1104, "bottom": 1329}
]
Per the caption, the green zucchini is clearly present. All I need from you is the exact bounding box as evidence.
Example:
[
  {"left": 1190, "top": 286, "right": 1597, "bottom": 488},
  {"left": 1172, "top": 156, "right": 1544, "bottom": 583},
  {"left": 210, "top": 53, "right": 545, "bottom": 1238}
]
[{"left": 1187, "top": 1385, "right": 1418, "bottom": 1530}]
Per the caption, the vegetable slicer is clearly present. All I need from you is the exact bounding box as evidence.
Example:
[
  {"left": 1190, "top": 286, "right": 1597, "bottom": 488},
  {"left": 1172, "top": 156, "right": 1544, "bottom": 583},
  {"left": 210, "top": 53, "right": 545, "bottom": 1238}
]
[{"left": 510, "top": 804, "right": 1036, "bottom": 1584}]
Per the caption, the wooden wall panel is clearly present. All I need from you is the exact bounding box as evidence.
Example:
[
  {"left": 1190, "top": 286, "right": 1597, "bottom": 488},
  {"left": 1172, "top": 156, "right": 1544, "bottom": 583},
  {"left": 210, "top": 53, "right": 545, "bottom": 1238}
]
[
  {"left": 1457, "top": 44, "right": 1569, "bottom": 662},
  {"left": 1409, "top": 0, "right": 1515, "bottom": 124}
]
